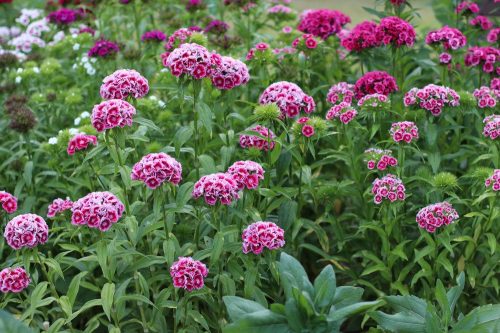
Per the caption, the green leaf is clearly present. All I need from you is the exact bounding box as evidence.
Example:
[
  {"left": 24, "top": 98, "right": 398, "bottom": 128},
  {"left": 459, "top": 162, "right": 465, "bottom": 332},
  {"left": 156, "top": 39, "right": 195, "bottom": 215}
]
[
  {"left": 197, "top": 102, "right": 213, "bottom": 133},
  {"left": 447, "top": 272, "right": 465, "bottom": 315},
  {"left": 435, "top": 280, "right": 450, "bottom": 323},
  {"left": 223, "top": 296, "right": 267, "bottom": 322},
  {"left": 383, "top": 295, "right": 427, "bottom": 318},
  {"left": 370, "top": 311, "right": 426, "bottom": 333},
  {"left": 328, "top": 301, "right": 381, "bottom": 325},
  {"left": 222, "top": 310, "right": 289, "bottom": 333},
  {"left": 174, "top": 126, "right": 193, "bottom": 154},
  {"left": 451, "top": 304, "right": 500, "bottom": 333},
  {"left": 278, "top": 252, "right": 314, "bottom": 299},
  {"left": 101, "top": 283, "right": 115, "bottom": 321},
  {"left": 278, "top": 200, "right": 297, "bottom": 231},
  {"left": 134, "top": 117, "right": 162, "bottom": 133},
  {"left": 0, "top": 311, "right": 34, "bottom": 333},
  {"left": 210, "top": 232, "right": 225, "bottom": 265},
  {"left": 313, "top": 265, "right": 336, "bottom": 309}
]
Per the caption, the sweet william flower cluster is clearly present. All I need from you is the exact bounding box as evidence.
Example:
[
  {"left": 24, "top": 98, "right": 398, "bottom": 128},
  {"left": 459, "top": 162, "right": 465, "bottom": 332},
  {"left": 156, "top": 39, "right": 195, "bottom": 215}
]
[
  {"left": 67, "top": 134, "right": 97, "bottom": 155},
  {"left": 357, "top": 93, "right": 390, "bottom": 112},
  {"left": 473, "top": 86, "right": 498, "bottom": 108},
  {"left": 326, "top": 102, "right": 357, "bottom": 124},
  {"left": 0, "top": 191, "right": 17, "bottom": 214},
  {"left": 0, "top": 267, "right": 30, "bottom": 293},
  {"left": 4, "top": 214, "right": 49, "bottom": 250},
  {"left": 100, "top": 69, "right": 149, "bottom": 100},
  {"left": 326, "top": 82, "right": 354, "bottom": 105},
  {"left": 71, "top": 192, "right": 125, "bottom": 232},
  {"left": 371, "top": 174, "right": 406, "bottom": 204},
  {"left": 170, "top": 257, "right": 208, "bottom": 291},
  {"left": 375, "top": 16, "right": 416, "bottom": 48},
  {"left": 483, "top": 115, "right": 500, "bottom": 140},
  {"left": 425, "top": 26, "right": 467, "bottom": 50},
  {"left": 242, "top": 221, "right": 285, "bottom": 255},
  {"left": 354, "top": 71, "right": 398, "bottom": 99},
  {"left": 131, "top": 153, "right": 182, "bottom": 189},
  {"left": 416, "top": 202, "right": 459, "bottom": 233},
  {"left": 341, "top": 21, "right": 380, "bottom": 52},
  {"left": 239, "top": 125, "right": 276, "bottom": 151},
  {"left": 464, "top": 46, "right": 499, "bottom": 74},
  {"left": 404, "top": 84, "right": 460, "bottom": 116},
  {"left": 390, "top": 121, "right": 419, "bottom": 143},
  {"left": 210, "top": 56, "right": 250, "bottom": 90},
  {"left": 47, "top": 197, "right": 73, "bottom": 218},
  {"left": 91, "top": 99, "right": 136, "bottom": 132},
  {"left": 226, "top": 161, "right": 265, "bottom": 190},
  {"left": 297, "top": 9, "right": 351, "bottom": 40},
  {"left": 192, "top": 173, "right": 240, "bottom": 205},
  {"left": 162, "top": 43, "right": 216, "bottom": 79},
  {"left": 364, "top": 148, "right": 398, "bottom": 171},
  {"left": 259, "top": 81, "right": 315, "bottom": 118},
  {"left": 485, "top": 169, "right": 500, "bottom": 191}
]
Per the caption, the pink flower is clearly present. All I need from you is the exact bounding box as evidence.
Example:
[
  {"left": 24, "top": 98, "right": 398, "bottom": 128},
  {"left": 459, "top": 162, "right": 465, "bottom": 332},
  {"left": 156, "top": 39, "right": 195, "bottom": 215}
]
[
  {"left": 325, "top": 102, "right": 357, "bottom": 124},
  {"left": 71, "top": 192, "right": 125, "bottom": 231},
  {"left": 170, "top": 257, "right": 208, "bottom": 291},
  {"left": 390, "top": 0, "right": 406, "bottom": 5},
  {"left": 425, "top": 26, "right": 467, "bottom": 50},
  {"left": 259, "top": 81, "right": 315, "bottom": 118},
  {"left": 210, "top": 56, "right": 250, "bottom": 90},
  {"left": 326, "top": 82, "right": 355, "bottom": 105},
  {"left": 341, "top": 21, "right": 380, "bottom": 52},
  {"left": 390, "top": 121, "right": 419, "bottom": 143},
  {"left": 404, "top": 84, "right": 460, "bottom": 116},
  {"left": 131, "top": 153, "right": 182, "bottom": 189},
  {"left": 364, "top": 148, "right": 398, "bottom": 171},
  {"left": 292, "top": 34, "right": 321, "bottom": 51},
  {"left": 297, "top": 9, "right": 351, "bottom": 40},
  {"left": 483, "top": 115, "right": 500, "bottom": 140},
  {"left": 256, "top": 42, "right": 269, "bottom": 51},
  {"left": 470, "top": 16, "right": 493, "bottom": 31},
  {"left": 239, "top": 125, "right": 276, "bottom": 151},
  {"left": 192, "top": 173, "right": 240, "bottom": 205},
  {"left": 487, "top": 28, "right": 499, "bottom": 44},
  {"left": 473, "top": 86, "right": 499, "bottom": 109},
  {"left": 282, "top": 26, "right": 293, "bottom": 34},
  {"left": 375, "top": 16, "right": 416, "bottom": 48},
  {"left": 354, "top": 71, "right": 398, "bottom": 99},
  {"left": 0, "top": 191, "right": 17, "bottom": 214},
  {"left": 161, "top": 43, "right": 217, "bottom": 80},
  {"left": 141, "top": 30, "right": 166, "bottom": 42},
  {"left": 455, "top": 1, "right": 480, "bottom": 15},
  {"left": 242, "top": 221, "right": 285, "bottom": 254},
  {"left": 88, "top": 40, "right": 119, "bottom": 58},
  {"left": 371, "top": 174, "right": 405, "bottom": 204},
  {"left": 100, "top": 69, "right": 149, "bottom": 100},
  {"left": 485, "top": 169, "right": 500, "bottom": 191},
  {"left": 464, "top": 46, "right": 499, "bottom": 74},
  {"left": 416, "top": 202, "right": 459, "bottom": 233},
  {"left": 67, "top": 134, "right": 97, "bottom": 155},
  {"left": 227, "top": 161, "right": 265, "bottom": 190},
  {"left": 91, "top": 99, "right": 136, "bottom": 132},
  {"left": 301, "top": 124, "right": 315, "bottom": 137},
  {"left": 0, "top": 267, "right": 30, "bottom": 293},
  {"left": 4, "top": 214, "right": 48, "bottom": 250},
  {"left": 163, "top": 28, "right": 198, "bottom": 51},
  {"left": 47, "top": 197, "right": 73, "bottom": 218},
  {"left": 439, "top": 52, "right": 452, "bottom": 64}
]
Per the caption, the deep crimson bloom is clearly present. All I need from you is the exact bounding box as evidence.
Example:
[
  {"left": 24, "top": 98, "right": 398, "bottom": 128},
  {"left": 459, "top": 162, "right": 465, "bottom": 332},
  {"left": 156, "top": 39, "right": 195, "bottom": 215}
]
[
  {"left": 192, "top": 173, "right": 240, "bottom": 205},
  {"left": 483, "top": 115, "right": 500, "bottom": 140},
  {"left": 162, "top": 43, "right": 217, "bottom": 79},
  {"left": 364, "top": 148, "right": 397, "bottom": 171},
  {"left": 487, "top": 28, "right": 499, "bottom": 44},
  {"left": 464, "top": 46, "right": 499, "bottom": 74},
  {"left": 470, "top": 16, "right": 493, "bottom": 31},
  {"left": 302, "top": 124, "right": 315, "bottom": 137},
  {"left": 67, "top": 134, "right": 97, "bottom": 155},
  {"left": 47, "top": 198, "right": 73, "bottom": 218},
  {"left": 242, "top": 221, "right": 285, "bottom": 254},
  {"left": 341, "top": 21, "right": 380, "bottom": 52},
  {"left": 0, "top": 0, "right": 13, "bottom": 3},
  {"left": 91, "top": 99, "right": 136, "bottom": 132},
  {"left": 100, "top": 69, "right": 149, "bottom": 100},
  {"left": 239, "top": 125, "right": 276, "bottom": 151},
  {"left": 0, "top": 191, "right": 17, "bottom": 214},
  {"left": 259, "top": 81, "right": 315, "bottom": 118},
  {"left": 170, "top": 257, "right": 208, "bottom": 291},
  {"left": 297, "top": 9, "right": 351, "bottom": 40},
  {"left": 210, "top": 56, "right": 249, "bottom": 90},
  {"left": 88, "top": 40, "right": 119, "bottom": 58},
  {"left": 416, "top": 202, "right": 459, "bottom": 233},
  {"left": 404, "top": 84, "right": 460, "bottom": 116},
  {"left": 371, "top": 174, "right": 405, "bottom": 204},
  {"left": 226, "top": 160, "right": 264, "bottom": 190},
  {"left": 141, "top": 30, "right": 166, "bottom": 42},
  {"left": 390, "top": 121, "right": 419, "bottom": 143},
  {"left": 131, "top": 153, "right": 182, "bottom": 189},
  {"left": 389, "top": 0, "right": 406, "bottom": 5},
  {"left": 485, "top": 169, "right": 500, "bottom": 191},
  {"left": 4, "top": 214, "right": 49, "bottom": 250},
  {"left": 375, "top": 16, "right": 416, "bottom": 47},
  {"left": 47, "top": 8, "right": 82, "bottom": 25},
  {"left": 71, "top": 191, "right": 125, "bottom": 231},
  {"left": 354, "top": 71, "right": 398, "bottom": 99},
  {"left": 425, "top": 26, "right": 466, "bottom": 50},
  {"left": 0, "top": 267, "right": 30, "bottom": 293}
]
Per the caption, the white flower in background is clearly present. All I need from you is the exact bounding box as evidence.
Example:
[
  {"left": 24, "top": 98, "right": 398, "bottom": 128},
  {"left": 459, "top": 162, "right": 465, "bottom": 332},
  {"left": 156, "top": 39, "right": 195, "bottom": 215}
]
[
  {"left": 48, "top": 31, "right": 66, "bottom": 46},
  {"left": 48, "top": 137, "right": 58, "bottom": 145},
  {"left": 33, "top": 67, "right": 40, "bottom": 73},
  {"left": 15, "top": 76, "right": 22, "bottom": 84},
  {"left": 90, "top": 58, "right": 97, "bottom": 63},
  {"left": 80, "top": 111, "right": 90, "bottom": 118},
  {"left": 73, "top": 43, "right": 80, "bottom": 51},
  {"left": 74, "top": 117, "right": 81, "bottom": 125},
  {"left": 0, "top": 27, "right": 10, "bottom": 44},
  {"left": 69, "top": 128, "right": 79, "bottom": 135},
  {"left": 149, "top": 95, "right": 166, "bottom": 108},
  {"left": 9, "top": 33, "right": 46, "bottom": 53},
  {"left": 16, "top": 9, "right": 43, "bottom": 26},
  {"left": 87, "top": 67, "right": 96, "bottom": 76},
  {"left": 158, "top": 100, "right": 166, "bottom": 108},
  {"left": 26, "top": 18, "right": 50, "bottom": 37}
]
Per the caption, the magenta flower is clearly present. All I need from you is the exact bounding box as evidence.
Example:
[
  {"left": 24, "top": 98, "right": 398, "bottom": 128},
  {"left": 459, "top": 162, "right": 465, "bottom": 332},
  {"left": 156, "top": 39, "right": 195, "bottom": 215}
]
[
  {"left": 88, "top": 40, "right": 120, "bottom": 58},
  {"left": 0, "top": 267, "right": 30, "bottom": 293},
  {"left": 170, "top": 257, "right": 208, "bottom": 291},
  {"left": 239, "top": 125, "right": 276, "bottom": 151},
  {"left": 439, "top": 52, "right": 452, "bottom": 64},
  {"left": 192, "top": 173, "right": 240, "bottom": 205},
  {"left": 242, "top": 221, "right": 285, "bottom": 255},
  {"left": 163, "top": 28, "right": 197, "bottom": 52},
  {"left": 326, "top": 102, "right": 357, "bottom": 124},
  {"left": 210, "top": 56, "right": 250, "bottom": 90},
  {"left": 47, "top": 198, "right": 73, "bottom": 218},
  {"left": 354, "top": 71, "right": 398, "bottom": 99},
  {"left": 297, "top": 9, "right": 351, "bottom": 40},
  {"left": 227, "top": 161, "right": 265, "bottom": 190},
  {"left": 473, "top": 86, "right": 499, "bottom": 108},
  {"left": 326, "top": 82, "right": 355, "bottom": 105},
  {"left": 162, "top": 43, "right": 217, "bottom": 79},
  {"left": 91, "top": 99, "right": 136, "bottom": 132},
  {"left": 302, "top": 124, "right": 315, "bottom": 137},
  {"left": 485, "top": 169, "right": 500, "bottom": 191},
  {"left": 483, "top": 115, "right": 500, "bottom": 140},
  {"left": 341, "top": 21, "right": 380, "bottom": 52},
  {"left": 464, "top": 46, "right": 499, "bottom": 74},
  {"left": 404, "top": 84, "right": 460, "bottom": 116},
  {"left": 364, "top": 148, "right": 398, "bottom": 171},
  {"left": 204, "top": 20, "right": 229, "bottom": 35},
  {"left": 390, "top": 121, "right": 419, "bottom": 143},
  {"left": 0, "top": 191, "right": 17, "bottom": 214},
  {"left": 71, "top": 192, "right": 125, "bottom": 231},
  {"left": 131, "top": 153, "right": 182, "bottom": 189},
  {"left": 47, "top": 8, "right": 81, "bottom": 25},
  {"left": 357, "top": 93, "right": 390, "bottom": 112},
  {"left": 259, "top": 81, "right": 315, "bottom": 119},
  {"left": 141, "top": 30, "right": 166, "bottom": 42},
  {"left": 100, "top": 69, "right": 149, "bottom": 100},
  {"left": 4, "top": 214, "right": 48, "bottom": 250},
  {"left": 292, "top": 34, "right": 321, "bottom": 51},
  {"left": 416, "top": 202, "right": 459, "bottom": 233},
  {"left": 470, "top": 16, "right": 493, "bottom": 31},
  {"left": 67, "top": 134, "right": 97, "bottom": 155},
  {"left": 425, "top": 26, "right": 467, "bottom": 50},
  {"left": 371, "top": 174, "right": 406, "bottom": 204},
  {"left": 455, "top": 1, "right": 480, "bottom": 15},
  {"left": 487, "top": 28, "right": 499, "bottom": 44},
  {"left": 389, "top": 0, "right": 406, "bottom": 5},
  {"left": 375, "top": 16, "right": 416, "bottom": 48}
]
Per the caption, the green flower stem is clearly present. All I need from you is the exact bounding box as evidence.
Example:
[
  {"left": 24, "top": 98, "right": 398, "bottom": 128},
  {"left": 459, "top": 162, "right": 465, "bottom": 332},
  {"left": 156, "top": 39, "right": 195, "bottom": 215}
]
[
  {"left": 134, "top": 272, "right": 148, "bottom": 331},
  {"left": 110, "top": 133, "right": 131, "bottom": 216},
  {"left": 87, "top": 160, "right": 106, "bottom": 190},
  {"left": 192, "top": 81, "right": 201, "bottom": 180},
  {"left": 33, "top": 250, "right": 59, "bottom": 300}
]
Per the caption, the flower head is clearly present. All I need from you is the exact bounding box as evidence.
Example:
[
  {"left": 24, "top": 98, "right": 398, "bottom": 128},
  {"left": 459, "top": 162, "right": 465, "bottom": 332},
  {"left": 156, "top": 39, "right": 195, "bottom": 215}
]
[
  {"left": 259, "top": 81, "right": 315, "bottom": 118},
  {"left": 404, "top": 84, "right": 460, "bottom": 116},
  {"left": 141, "top": 30, "right": 166, "bottom": 42},
  {"left": 71, "top": 191, "right": 125, "bottom": 231},
  {"left": 483, "top": 114, "right": 500, "bottom": 140},
  {"left": 131, "top": 153, "right": 182, "bottom": 189},
  {"left": 91, "top": 99, "right": 136, "bottom": 132},
  {"left": 354, "top": 71, "right": 398, "bottom": 99},
  {"left": 161, "top": 43, "right": 216, "bottom": 79},
  {"left": 4, "top": 214, "right": 49, "bottom": 250},
  {"left": 473, "top": 86, "right": 499, "bottom": 108},
  {"left": 47, "top": 8, "right": 82, "bottom": 25},
  {"left": 326, "top": 82, "right": 355, "bottom": 105},
  {"left": 485, "top": 169, "right": 500, "bottom": 191},
  {"left": 416, "top": 202, "right": 459, "bottom": 233},
  {"left": 67, "top": 134, "right": 97, "bottom": 155},
  {"left": 239, "top": 125, "right": 276, "bottom": 151},
  {"left": 227, "top": 160, "right": 264, "bottom": 190},
  {"left": 297, "top": 9, "right": 351, "bottom": 40},
  {"left": 455, "top": 1, "right": 480, "bottom": 15},
  {"left": 464, "top": 46, "right": 499, "bottom": 74},
  {"left": 425, "top": 26, "right": 467, "bottom": 50},
  {"left": 170, "top": 257, "right": 208, "bottom": 291},
  {"left": 47, "top": 198, "right": 73, "bottom": 218},
  {"left": 204, "top": 20, "right": 229, "bottom": 35},
  {"left": 292, "top": 34, "right": 321, "bottom": 52},
  {"left": 357, "top": 93, "right": 390, "bottom": 112},
  {"left": 242, "top": 221, "right": 285, "bottom": 254},
  {"left": 0, "top": 267, "right": 30, "bottom": 293},
  {"left": 326, "top": 102, "right": 357, "bottom": 124},
  {"left": 341, "top": 21, "right": 380, "bottom": 52},
  {"left": 0, "top": 191, "right": 17, "bottom": 214},
  {"left": 100, "top": 69, "right": 149, "bottom": 100},
  {"left": 470, "top": 16, "right": 493, "bottom": 31},
  {"left": 371, "top": 174, "right": 405, "bottom": 204},
  {"left": 376, "top": 16, "right": 416, "bottom": 47},
  {"left": 210, "top": 56, "right": 249, "bottom": 90},
  {"left": 88, "top": 40, "right": 120, "bottom": 58},
  {"left": 390, "top": 121, "right": 419, "bottom": 143},
  {"left": 487, "top": 28, "right": 499, "bottom": 44},
  {"left": 192, "top": 173, "right": 240, "bottom": 205},
  {"left": 364, "top": 148, "right": 398, "bottom": 171}
]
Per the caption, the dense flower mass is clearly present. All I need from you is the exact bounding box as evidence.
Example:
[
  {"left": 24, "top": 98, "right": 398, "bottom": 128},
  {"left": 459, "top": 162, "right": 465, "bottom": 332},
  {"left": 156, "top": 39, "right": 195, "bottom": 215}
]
[
  {"left": 371, "top": 174, "right": 406, "bottom": 204},
  {"left": 473, "top": 86, "right": 499, "bottom": 108},
  {"left": 226, "top": 160, "right": 265, "bottom": 190},
  {"left": 390, "top": 121, "right": 419, "bottom": 143},
  {"left": 26, "top": 18, "right": 50, "bottom": 37},
  {"left": 47, "top": 197, "right": 73, "bottom": 218},
  {"left": 404, "top": 84, "right": 460, "bottom": 116},
  {"left": 141, "top": 30, "right": 166, "bottom": 42},
  {"left": 9, "top": 33, "right": 45, "bottom": 53},
  {"left": 485, "top": 169, "right": 500, "bottom": 191},
  {"left": 376, "top": 16, "right": 416, "bottom": 47},
  {"left": 162, "top": 43, "right": 216, "bottom": 79},
  {"left": 364, "top": 148, "right": 398, "bottom": 170},
  {"left": 390, "top": 0, "right": 406, "bottom": 5},
  {"left": 469, "top": 16, "right": 493, "bottom": 31},
  {"left": 164, "top": 28, "right": 197, "bottom": 51},
  {"left": 131, "top": 153, "right": 182, "bottom": 189},
  {"left": 0, "top": 191, "right": 17, "bottom": 214},
  {"left": 354, "top": 71, "right": 398, "bottom": 99},
  {"left": 425, "top": 26, "right": 466, "bottom": 50},
  {"left": 91, "top": 99, "right": 136, "bottom": 132},
  {"left": 239, "top": 125, "right": 276, "bottom": 151},
  {"left": 455, "top": 1, "right": 479, "bottom": 15},
  {"left": 487, "top": 28, "right": 499, "bottom": 44},
  {"left": 170, "top": 257, "right": 208, "bottom": 291},
  {"left": 47, "top": 8, "right": 81, "bottom": 25},
  {"left": 210, "top": 56, "right": 250, "bottom": 90},
  {"left": 204, "top": 20, "right": 229, "bottom": 34},
  {"left": 100, "top": 69, "right": 149, "bottom": 100},
  {"left": 483, "top": 115, "right": 500, "bottom": 140},
  {"left": 88, "top": 40, "right": 120, "bottom": 58},
  {"left": 16, "top": 9, "right": 43, "bottom": 26},
  {"left": 259, "top": 81, "right": 315, "bottom": 118},
  {"left": 192, "top": 173, "right": 240, "bottom": 205},
  {"left": 416, "top": 202, "right": 459, "bottom": 233},
  {"left": 326, "top": 82, "right": 355, "bottom": 105},
  {"left": 67, "top": 134, "right": 97, "bottom": 155},
  {"left": 71, "top": 191, "right": 125, "bottom": 231},
  {"left": 357, "top": 93, "right": 390, "bottom": 112},
  {"left": 292, "top": 33, "right": 320, "bottom": 51},
  {"left": 0, "top": 267, "right": 30, "bottom": 293},
  {"left": 326, "top": 102, "right": 357, "bottom": 124},
  {"left": 464, "top": 46, "right": 499, "bottom": 73},
  {"left": 297, "top": 9, "right": 351, "bottom": 40},
  {"left": 341, "top": 21, "right": 380, "bottom": 52},
  {"left": 242, "top": 221, "right": 285, "bottom": 254},
  {"left": 4, "top": 214, "right": 49, "bottom": 250}
]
